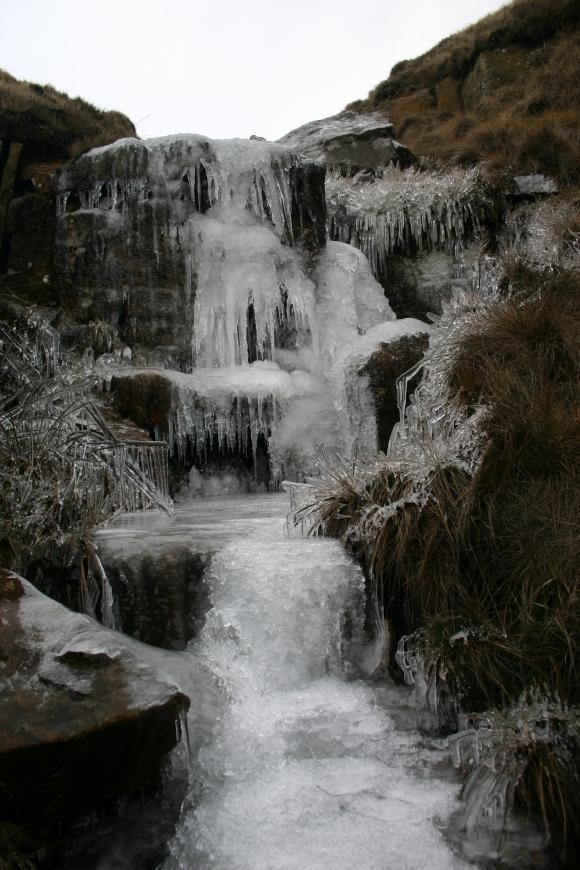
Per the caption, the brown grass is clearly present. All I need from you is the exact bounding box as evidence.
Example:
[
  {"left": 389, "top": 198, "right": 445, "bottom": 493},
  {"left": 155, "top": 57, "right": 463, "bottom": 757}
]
[
  {"left": 348, "top": 0, "right": 580, "bottom": 182},
  {"left": 0, "top": 69, "right": 135, "bottom": 164}
]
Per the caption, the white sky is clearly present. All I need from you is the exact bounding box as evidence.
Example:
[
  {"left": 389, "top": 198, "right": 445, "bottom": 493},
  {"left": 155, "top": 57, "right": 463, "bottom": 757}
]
[{"left": 0, "top": 0, "right": 506, "bottom": 141}]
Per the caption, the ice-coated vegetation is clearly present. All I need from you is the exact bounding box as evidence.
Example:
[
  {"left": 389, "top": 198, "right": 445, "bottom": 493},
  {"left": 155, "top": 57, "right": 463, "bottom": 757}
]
[
  {"left": 327, "top": 166, "right": 489, "bottom": 280},
  {"left": 0, "top": 306, "right": 170, "bottom": 616}
]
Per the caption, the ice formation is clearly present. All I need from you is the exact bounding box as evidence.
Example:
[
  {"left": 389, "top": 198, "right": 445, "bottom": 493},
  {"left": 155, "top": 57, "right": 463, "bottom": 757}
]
[
  {"left": 57, "top": 136, "right": 407, "bottom": 482},
  {"left": 327, "top": 166, "right": 489, "bottom": 283},
  {"left": 164, "top": 500, "right": 467, "bottom": 870}
]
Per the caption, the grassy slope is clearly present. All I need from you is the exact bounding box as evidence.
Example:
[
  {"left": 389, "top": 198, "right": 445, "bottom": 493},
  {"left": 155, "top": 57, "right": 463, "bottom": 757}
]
[
  {"left": 0, "top": 69, "right": 136, "bottom": 167},
  {"left": 347, "top": 0, "right": 580, "bottom": 182}
]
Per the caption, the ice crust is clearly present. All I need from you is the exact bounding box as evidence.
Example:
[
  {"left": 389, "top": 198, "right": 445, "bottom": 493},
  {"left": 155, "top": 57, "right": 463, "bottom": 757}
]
[{"left": 164, "top": 502, "right": 466, "bottom": 870}]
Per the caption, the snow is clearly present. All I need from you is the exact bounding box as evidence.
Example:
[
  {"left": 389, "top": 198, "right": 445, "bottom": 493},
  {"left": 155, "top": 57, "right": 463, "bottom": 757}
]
[{"left": 13, "top": 576, "right": 181, "bottom": 711}]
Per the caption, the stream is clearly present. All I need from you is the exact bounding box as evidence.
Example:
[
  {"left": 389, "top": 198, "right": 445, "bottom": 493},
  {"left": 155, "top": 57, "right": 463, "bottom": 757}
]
[{"left": 95, "top": 493, "right": 468, "bottom": 870}]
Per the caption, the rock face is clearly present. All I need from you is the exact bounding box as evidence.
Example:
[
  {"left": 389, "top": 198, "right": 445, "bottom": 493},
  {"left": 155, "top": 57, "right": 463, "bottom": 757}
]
[
  {"left": 54, "top": 135, "right": 326, "bottom": 369},
  {"left": 0, "top": 570, "right": 188, "bottom": 824},
  {"left": 279, "top": 111, "right": 415, "bottom": 172}
]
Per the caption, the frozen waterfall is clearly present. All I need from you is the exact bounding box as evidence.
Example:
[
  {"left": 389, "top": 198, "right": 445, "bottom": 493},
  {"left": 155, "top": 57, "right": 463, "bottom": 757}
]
[
  {"left": 161, "top": 497, "right": 466, "bottom": 870},
  {"left": 58, "top": 133, "right": 407, "bottom": 481}
]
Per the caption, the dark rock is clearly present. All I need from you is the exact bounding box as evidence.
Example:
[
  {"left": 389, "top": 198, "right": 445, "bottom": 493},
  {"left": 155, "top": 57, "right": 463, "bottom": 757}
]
[
  {"left": 97, "top": 535, "right": 211, "bottom": 650},
  {"left": 0, "top": 569, "right": 189, "bottom": 824},
  {"left": 381, "top": 250, "right": 474, "bottom": 320},
  {"left": 111, "top": 371, "right": 175, "bottom": 435},
  {"left": 360, "top": 333, "right": 429, "bottom": 452},
  {"left": 279, "top": 111, "right": 416, "bottom": 172},
  {"left": 3, "top": 192, "right": 56, "bottom": 301},
  {"left": 290, "top": 161, "right": 327, "bottom": 250}
]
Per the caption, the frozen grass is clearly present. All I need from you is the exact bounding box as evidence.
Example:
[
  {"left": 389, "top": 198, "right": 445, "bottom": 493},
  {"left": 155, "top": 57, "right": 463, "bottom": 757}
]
[{"left": 0, "top": 302, "right": 170, "bottom": 614}]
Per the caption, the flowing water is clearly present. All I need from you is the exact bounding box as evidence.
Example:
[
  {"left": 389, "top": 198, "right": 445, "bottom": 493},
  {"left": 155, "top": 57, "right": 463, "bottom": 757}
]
[{"left": 115, "top": 493, "right": 468, "bottom": 870}]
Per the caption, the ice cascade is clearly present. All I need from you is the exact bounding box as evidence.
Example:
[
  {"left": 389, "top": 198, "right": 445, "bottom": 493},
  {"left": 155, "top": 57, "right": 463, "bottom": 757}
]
[{"left": 57, "top": 134, "right": 401, "bottom": 480}]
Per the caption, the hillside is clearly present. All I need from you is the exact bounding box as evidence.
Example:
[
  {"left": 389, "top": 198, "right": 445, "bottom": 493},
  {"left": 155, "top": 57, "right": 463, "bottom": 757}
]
[
  {"left": 347, "top": 0, "right": 580, "bottom": 182},
  {"left": 0, "top": 69, "right": 135, "bottom": 168}
]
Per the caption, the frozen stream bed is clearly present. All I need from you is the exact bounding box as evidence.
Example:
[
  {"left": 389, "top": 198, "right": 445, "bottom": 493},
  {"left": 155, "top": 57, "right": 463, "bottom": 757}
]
[
  {"left": 84, "top": 494, "right": 471, "bottom": 868},
  {"left": 110, "top": 493, "right": 468, "bottom": 870}
]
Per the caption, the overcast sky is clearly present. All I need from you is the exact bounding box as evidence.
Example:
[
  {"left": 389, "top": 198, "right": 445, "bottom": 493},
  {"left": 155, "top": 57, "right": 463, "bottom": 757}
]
[{"left": 1, "top": 0, "right": 506, "bottom": 141}]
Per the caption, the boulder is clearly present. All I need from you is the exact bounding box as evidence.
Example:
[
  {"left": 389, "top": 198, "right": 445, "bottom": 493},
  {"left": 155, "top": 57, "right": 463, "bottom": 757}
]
[
  {"left": 0, "top": 569, "right": 189, "bottom": 824},
  {"left": 96, "top": 531, "right": 211, "bottom": 650},
  {"left": 279, "top": 111, "right": 416, "bottom": 172}
]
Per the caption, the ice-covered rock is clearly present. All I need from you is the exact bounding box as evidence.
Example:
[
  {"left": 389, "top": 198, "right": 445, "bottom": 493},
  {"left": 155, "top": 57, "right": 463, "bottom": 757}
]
[
  {"left": 0, "top": 569, "right": 188, "bottom": 824},
  {"left": 279, "top": 110, "right": 415, "bottom": 172},
  {"left": 54, "top": 134, "right": 326, "bottom": 367},
  {"left": 327, "top": 165, "right": 490, "bottom": 318},
  {"left": 331, "top": 319, "right": 431, "bottom": 458},
  {"left": 512, "top": 174, "right": 558, "bottom": 197},
  {"left": 56, "top": 133, "right": 412, "bottom": 482}
]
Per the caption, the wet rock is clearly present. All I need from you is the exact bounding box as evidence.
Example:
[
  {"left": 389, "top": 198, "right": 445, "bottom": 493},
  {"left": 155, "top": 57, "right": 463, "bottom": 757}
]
[
  {"left": 0, "top": 569, "right": 189, "bottom": 824},
  {"left": 3, "top": 193, "right": 56, "bottom": 299},
  {"left": 360, "top": 333, "right": 429, "bottom": 452},
  {"left": 111, "top": 371, "right": 174, "bottom": 435},
  {"left": 279, "top": 111, "right": 416, "bottom": 172},
  {"left": 96, "top": 534, "right": 211, "bottom": 650}
]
